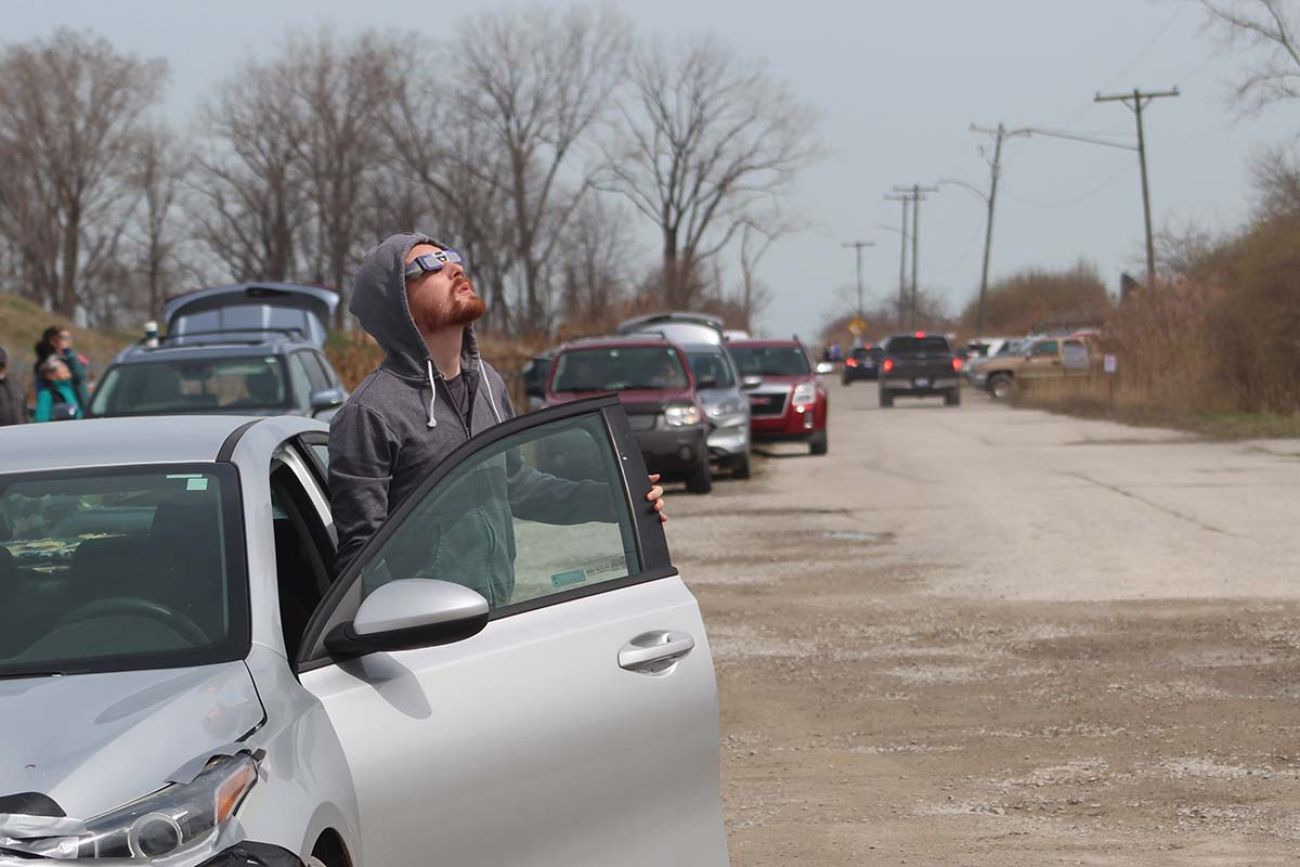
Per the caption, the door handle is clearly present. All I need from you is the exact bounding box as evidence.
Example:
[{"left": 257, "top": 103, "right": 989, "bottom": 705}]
[{"left": 618, "top": 630, "right": 695, "bottom": 673}]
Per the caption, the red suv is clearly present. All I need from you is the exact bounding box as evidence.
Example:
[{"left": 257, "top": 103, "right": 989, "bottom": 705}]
[
  {"left": 727, "top": 338, "right": 829, "bottom": 455},
  {"left": 545, "top": 335, "right": 713, "bottom": 493}
]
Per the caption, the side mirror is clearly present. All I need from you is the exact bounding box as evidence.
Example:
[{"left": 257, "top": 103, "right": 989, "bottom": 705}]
[
  {"left": 310, "top": 387, "right": 345, "bottom": 412},
  {"left": 741, "top": 375, "right": 763, "bottom": 390},
  {"left": 696, "top": 375, "right": 719, "bottom": 389},
  {"left": 325, "top": 579, "right": 489, "bottom": 658},
  {"left": 815, "top": 361, "right": 834, "bottom": 375}
]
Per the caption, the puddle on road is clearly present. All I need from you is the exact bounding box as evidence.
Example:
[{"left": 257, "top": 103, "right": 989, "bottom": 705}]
[{"left": 820, "top": 530, "right": 892, "bottom": 543}]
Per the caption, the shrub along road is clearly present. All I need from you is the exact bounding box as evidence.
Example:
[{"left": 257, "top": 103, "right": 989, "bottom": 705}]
[{"left": 669, "top": 379, "right": 1300, "bottom": 865}]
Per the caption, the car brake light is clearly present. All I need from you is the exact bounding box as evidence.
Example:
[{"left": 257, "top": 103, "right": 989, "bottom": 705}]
[
  {"left": 846, "top": 358, "right": 858, "bottom": 367},
  {"left": 952, "top": 357, "right": 962, "bottom": 372},
  {"left": 882, "top": 358, "right": 894, "bottom": 374},
  {"left": 914, "top": 330, "right": 925, "bottom": 338}
]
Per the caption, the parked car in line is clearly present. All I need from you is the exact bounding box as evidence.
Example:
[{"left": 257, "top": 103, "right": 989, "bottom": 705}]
[
  {"left": 520, "top": 350, "right": 554, "bottom": 411},
  {"left": 681, "top": 342, "right": 752, "bottom": 479},
  {"left": 89, "top": 283, "right": 347, "bottom": 421},
  {"left": 727, "top": 338, "right": 828, "bottom": 456},
  {"left": 0, "top": 403, "right": 729, "bottom": 867},
  {"left": 544, "top": 335, "right": 714, "bottom": 493},
  {"left": 841, "top": 345, "right": 883, "bottom": 384},
  {"left": 979, "top": 335, "right": 1093, "bottom": 399},
  {"left": 964, "top": 337, "right": 1030, "bottom": 388},
  {"left": 877, "top": 333, "right": 963, "bottom": 407}
]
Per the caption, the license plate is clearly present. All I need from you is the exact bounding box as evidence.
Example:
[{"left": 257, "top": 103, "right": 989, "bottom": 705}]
[{"left": 915, "top": 378, "right": 930, "bottom": 388}]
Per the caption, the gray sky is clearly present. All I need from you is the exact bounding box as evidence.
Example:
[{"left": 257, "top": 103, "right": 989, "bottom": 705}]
[{"left": 9, "top": 0, "right": 1294, "bottom": 340}]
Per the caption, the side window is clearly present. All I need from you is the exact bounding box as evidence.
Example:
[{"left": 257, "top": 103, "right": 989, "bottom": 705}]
[
  {"left": 287, "top": 353, "right": 314, "bottom": 407},
  {"left": 301, "top": 351, "right": 332, "bottom": 391},
  {"left": 1030, "top": 340, "right": 1059, "bottom": 358},
  {"left": 1062, "top": 339, "right": 1089, "bottom": 369},
  {"left": 270, "top": 449, "right": 335, "bottom": 659},
  {"left": 356, "top": 413, "right": 640, "bottom": 612}
]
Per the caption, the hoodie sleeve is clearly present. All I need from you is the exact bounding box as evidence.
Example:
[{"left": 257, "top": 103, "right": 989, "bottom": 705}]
[{"left": 330, "top": 403, "right": 401, "bottom": 574}]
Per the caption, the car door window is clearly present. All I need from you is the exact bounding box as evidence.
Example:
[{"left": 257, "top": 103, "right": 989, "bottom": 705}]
[
  {"left": 357, "top": 412, "right": 639, "bottom": 610},
  {"left": 285, "top": 353, "right": 314, "bottom": 408},
  {"left": 298, "top": 351, "right": 330, "bottom": 392},
  {"left": 1030, "top": 340, "right": 1059, "bottom": 358}
]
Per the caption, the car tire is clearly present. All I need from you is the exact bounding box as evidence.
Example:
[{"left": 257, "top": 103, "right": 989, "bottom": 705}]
[
  {"left": 732, "top": 453, "right": 752, "bottom": 480},
  {"left": 809, "top": 430, "right": 828, "bottom": 455},
  {"left": 841, "top": 375, "right": 851, "bottom": 386},
  {"left": 686, "top": 461, "right": 713, "bottom": 494},
  {"left": 987, "top": 373, "right": 1012, "bottom": 400},
  {"left": 879, "top": 390, "right": 893, "bottom": 408},
  {"left": 945, "top": 388, "right": 961, "bottom": 407}
]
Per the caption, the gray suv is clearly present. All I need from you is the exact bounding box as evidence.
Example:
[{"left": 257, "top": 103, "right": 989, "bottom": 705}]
[
  {"left": 681, "top": 342, "right": 752, "bottom": 479},
  {"left": 90, "top": 284, "right": 347, "bottom": 421}
]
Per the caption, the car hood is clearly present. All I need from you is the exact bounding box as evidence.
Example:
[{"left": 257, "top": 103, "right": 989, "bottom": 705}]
[
  {"left": 548, "top": 388, "right": 696, "bottom": 411},
  {"left": 0, "top": 662, "right": 264, "bottom": 819}
]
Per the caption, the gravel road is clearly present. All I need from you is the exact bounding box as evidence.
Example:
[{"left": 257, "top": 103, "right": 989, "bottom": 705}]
[{"left": 668, "top": 380, "right": 1300, "bottom": 865}]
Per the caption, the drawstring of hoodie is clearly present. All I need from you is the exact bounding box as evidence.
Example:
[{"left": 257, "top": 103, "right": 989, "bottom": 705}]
[
  {"left": 424, "top": 355, "right": 503, "bottom": 429},
  {"left": 425, "top": 359, "right": 439, "bottom": 428},
  {"left": 480, "top": 358, "right": 503, "bottom": 424}
]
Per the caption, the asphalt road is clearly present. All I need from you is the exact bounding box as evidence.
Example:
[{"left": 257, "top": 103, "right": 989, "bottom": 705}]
[{"left": 667, "top": 380, "right": 1300, "bottom": 866}]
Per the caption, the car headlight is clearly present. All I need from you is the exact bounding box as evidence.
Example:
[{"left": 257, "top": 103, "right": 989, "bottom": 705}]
[
  {"left": 792, "top": 383, "right": 817, "bottom": 407},
  {"left": 663, "top": 404, "right": 702, "bottom": 427},
  {"left": 707, "top": 399, "right": 745, "bottom": 419},
  {"left": 10, "top": 753, "right": 259, "bottom": 861}
]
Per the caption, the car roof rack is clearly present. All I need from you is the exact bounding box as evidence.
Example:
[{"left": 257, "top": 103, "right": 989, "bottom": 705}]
[{"left": 142, "top": 327, "right": 307, "bottom": 347}]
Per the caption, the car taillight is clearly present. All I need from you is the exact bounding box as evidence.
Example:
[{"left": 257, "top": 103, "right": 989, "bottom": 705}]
[
  {"left": 882, "top": 358, "right": 894, "bottom": 374},
  {"left": 952, "top": 357, "right": 963, "bottom": 372},
  {"left": 846, "top": 358, "right": 858, "bottom": 367}
]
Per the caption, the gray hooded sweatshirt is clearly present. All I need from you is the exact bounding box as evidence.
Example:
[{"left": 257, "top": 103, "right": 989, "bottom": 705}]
[{"left": 329, "top": 233, "right": 609, "bottom": 606}]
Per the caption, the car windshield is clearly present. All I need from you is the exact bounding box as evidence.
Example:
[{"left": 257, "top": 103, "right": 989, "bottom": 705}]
[
  {"left": 686, "top": 351, "right": 735, "bottom": 388},
  {"left": 729, "top": 345, "right": 811, "bottom": 377},
  {"left": 91, "top": 356, "right": 290, "bottom": 416},
  {"left": 551, "top": 347, "right": 688, "bottom": 392},
  {"left": 0, "top": 466, "right": 246, "bottom": 679}
]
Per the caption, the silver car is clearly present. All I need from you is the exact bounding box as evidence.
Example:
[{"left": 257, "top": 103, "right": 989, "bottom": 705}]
[
  {"left": 0, "top": 397, "right": 728, "bottom": 866},
  {"left": 681, "top": 342, "right": 752, "bottom": 479}
]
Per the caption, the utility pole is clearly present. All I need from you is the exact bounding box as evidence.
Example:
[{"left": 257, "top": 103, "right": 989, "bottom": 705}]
[
  {"left": 1094, "top": 87, "right": 1179, "bottom": 291},
  {"left": 967, "top": 123, "right": 1030, "bottom": 337},
  {"left": 840, "top": 240, "right": 874, "bottom": 321},
  {"left": 883, "top": 193, "right": 911, "bottom": 328},
  {"left": 893, "top": 184, "right": 938, "bottom": 329}
]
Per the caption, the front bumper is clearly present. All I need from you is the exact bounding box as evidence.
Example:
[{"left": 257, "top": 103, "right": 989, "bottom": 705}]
[
  {"left": 634, "top": 428, "right": 708, "bottom": 477},
  {"left": 706, "top": 418, "right": 749, "bottom": 461},
  {"left": 199, "top": 842, "right": 306, "bottom": 866}
]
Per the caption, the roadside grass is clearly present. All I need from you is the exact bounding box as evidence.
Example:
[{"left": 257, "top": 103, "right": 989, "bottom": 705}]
[{"left": 1011, "top": 388, "right": 1300, "bottom": 441}]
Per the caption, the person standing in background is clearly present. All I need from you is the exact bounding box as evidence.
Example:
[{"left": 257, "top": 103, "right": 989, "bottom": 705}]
[
  {"left": 34, "top": 325, "right": 90, "bottom": 414},
  {"left": 33, "top": 357, "right": 82, "bottom": 422},
  {"left": 0, "top": 347, "right": 27, "bottom": 426}
]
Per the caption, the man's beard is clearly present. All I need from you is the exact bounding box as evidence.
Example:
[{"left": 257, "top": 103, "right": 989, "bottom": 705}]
[{"left": 446, "top": 292, "right": 486, "bottom": 326}]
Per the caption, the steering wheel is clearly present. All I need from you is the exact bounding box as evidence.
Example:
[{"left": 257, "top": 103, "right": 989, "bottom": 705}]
[{"left": 57, "top": 597, "right": 210, "bottom": 646}]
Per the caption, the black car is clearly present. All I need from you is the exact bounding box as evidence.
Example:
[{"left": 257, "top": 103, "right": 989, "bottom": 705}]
[
  {"left": 841, "top": 345, "right": 883, "bottom": 384},
  {"left": 90, "top": 283, "right": 348, "bottom": 420},
  {"left": 877, "top": 333, "right": 962, "bottom": 407}
]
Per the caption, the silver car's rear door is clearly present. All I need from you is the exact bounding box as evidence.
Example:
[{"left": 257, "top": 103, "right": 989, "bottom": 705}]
[{"left": 297, "top": 396, "right": 728, "bottom": 867}]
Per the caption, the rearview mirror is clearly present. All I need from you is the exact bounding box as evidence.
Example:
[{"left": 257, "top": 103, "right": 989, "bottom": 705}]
[
  {"left": 325, "top": 579, "right": 489, "bottom": 658},
  {"left": 741, "top": 375, "right": 763, "bottom": 390},
  {"left": 815, "top": 361, "right": 834, "bottom": 375}
]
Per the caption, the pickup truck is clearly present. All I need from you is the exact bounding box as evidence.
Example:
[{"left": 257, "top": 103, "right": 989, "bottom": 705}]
[
  {"left": 979, "top": 335, "right": 1092, "bottom": 399},
  {"left": 877, "top": 333, "right": 962, "bottom": 408}
]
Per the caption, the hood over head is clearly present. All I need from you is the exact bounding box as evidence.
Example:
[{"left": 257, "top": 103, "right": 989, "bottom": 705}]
[{"left": 349, "top": 232, "right": 481, "bottom": 380}]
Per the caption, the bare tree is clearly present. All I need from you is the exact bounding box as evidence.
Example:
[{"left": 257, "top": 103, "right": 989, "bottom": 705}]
[
  {"left": 0, "top": 29, "right": 166, "bottom": 318},
  {"left": 735, "top": 210, "right": 801, "bottom": 329},
  {"left": 557, "top": 195, "right": 638, "bottom": 325},
  {"left": 192, "top": 55, "right": 307, "bottom": 285},
  {"left": 1200, "top": 0, "right": 1300, "bottom": 113},
  {"left": 127, "top": 124, "right": 191, "bottom": 321},
  {"left": 601, "top": 35, "right": 820, "bottom": 309},
  {"left": 455, "top": 6, "right": 631, "bottom": 333}
]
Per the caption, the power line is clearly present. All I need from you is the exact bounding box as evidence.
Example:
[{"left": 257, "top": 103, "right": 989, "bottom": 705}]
[
  {"left": 891, "top": 184, "right": 939, "bottom": 328},
  {"left": 840, "top": 240, "right": 874, "bottom": 326}
]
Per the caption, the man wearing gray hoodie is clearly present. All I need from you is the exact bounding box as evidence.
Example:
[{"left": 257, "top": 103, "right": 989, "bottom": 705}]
[{"left": 330, "top": 233, "right": 664, "bottom": 604}]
